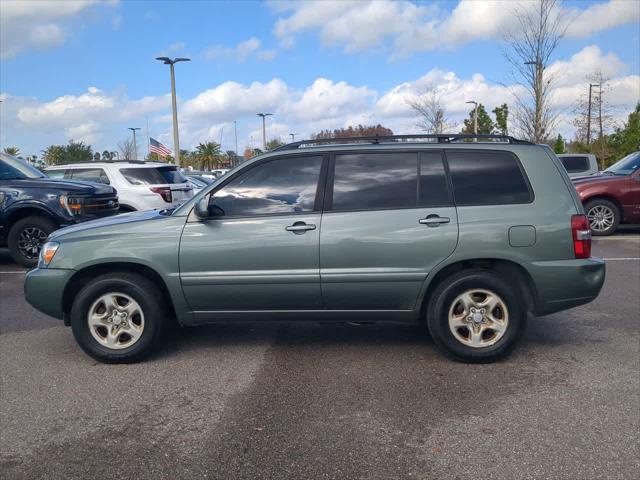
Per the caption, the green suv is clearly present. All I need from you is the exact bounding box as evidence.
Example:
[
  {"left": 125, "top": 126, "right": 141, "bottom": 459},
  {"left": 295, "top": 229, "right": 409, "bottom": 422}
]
[{"left": 24, "top": 135, "right": 605, "bottom": 363}]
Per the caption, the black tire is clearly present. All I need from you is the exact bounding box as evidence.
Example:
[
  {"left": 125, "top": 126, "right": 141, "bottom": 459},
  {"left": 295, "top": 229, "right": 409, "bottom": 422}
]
[
  {"left": 70, "top": 273, "right": 167, "bottom": 363},
  {"left": 427, "top": 269, "right": 527, "bottom": 363},
  {"left": 7, "top": 216, "right": 58, "bottom": 268},
  {"left": 584, "top": 198, "right": 620, "bottom": 236}
]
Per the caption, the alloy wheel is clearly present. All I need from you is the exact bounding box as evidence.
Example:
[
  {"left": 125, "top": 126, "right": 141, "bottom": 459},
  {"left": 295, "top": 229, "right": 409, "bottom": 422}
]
[
  {"left": 586, "top": 205, "right": 615, "bottom": 232},
  {"left": 448, "top": 289, "right": 509, "bottom": 348},
  {"left": 17, "top": 226, "right": 48, "bottom": 259},
  {"left": 87, "top": 293, "right": 145, "bottom": 350}
]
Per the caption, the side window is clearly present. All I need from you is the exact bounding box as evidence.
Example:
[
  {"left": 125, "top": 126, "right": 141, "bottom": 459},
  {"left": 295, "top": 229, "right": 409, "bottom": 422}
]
[
  {"left": 332, "top": 153, "right": 417, "bottom": 210},
  {"left": 46, "top": 169, "right": 66, "bottom": 179},
  {"left": 560, "top": 156, "right": 589, "bottom": 173},
  {"left": 331, "top": 152, "right": 450, "bottom": 211},
  {"left": 447, "top": 151, "right": 532, "bottom": 206},
  {"left": 70, "top": 168, "right": 110, "bottom": 184},
  {"left": 211, "top": 155, "right": 322, "bottom": 216}
]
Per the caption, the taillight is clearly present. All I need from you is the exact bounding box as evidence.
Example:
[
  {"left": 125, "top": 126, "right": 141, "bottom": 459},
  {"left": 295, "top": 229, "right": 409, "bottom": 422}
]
[
  {"left": 571, "top": 214, "right": 591, "bottom": 259},
  {"left": 150, "top": 187, "right": 172, "bottom": 203}
]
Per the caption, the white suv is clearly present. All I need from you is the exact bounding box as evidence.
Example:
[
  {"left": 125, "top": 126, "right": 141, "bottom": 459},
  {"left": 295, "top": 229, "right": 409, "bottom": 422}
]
[{"left": 46, "top": 162, "right": 193, "bottom": 212}]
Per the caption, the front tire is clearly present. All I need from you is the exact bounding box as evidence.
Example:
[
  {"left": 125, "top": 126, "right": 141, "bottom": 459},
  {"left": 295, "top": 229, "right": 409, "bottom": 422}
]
[
  {"left": 427, "top": 269, "right": 527, "bottom": 363},
  {"left": 70, "top": 273, "right": 167, "bottom": 363},
  {"left": 7, "top": 216, "right": 58, "bottom": 267},
  {"left": 585, "top": 199, "right": 620, "bottom": 236}
]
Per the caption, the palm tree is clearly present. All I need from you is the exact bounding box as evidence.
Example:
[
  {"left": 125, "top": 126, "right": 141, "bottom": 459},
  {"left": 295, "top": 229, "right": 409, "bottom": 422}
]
[
  {"left": 3, "top": 146, "right": 20, "bottom": 156},
  {"left": 195, "top": 142, "right": 222, "bottom": 170}
]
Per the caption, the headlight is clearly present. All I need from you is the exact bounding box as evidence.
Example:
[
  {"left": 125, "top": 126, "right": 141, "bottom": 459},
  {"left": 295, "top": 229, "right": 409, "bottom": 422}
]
[
  {"left": 59, "top": 194, "right": 84, "bottom": 216},
  {"left": 39, "top": 242, "right": 60, "bottom": 268}
]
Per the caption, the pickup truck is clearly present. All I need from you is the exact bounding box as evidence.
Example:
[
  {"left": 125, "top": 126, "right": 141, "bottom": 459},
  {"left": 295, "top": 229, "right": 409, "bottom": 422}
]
[{"left": 0, "top": 153, "right": 120, "bottom": 266}]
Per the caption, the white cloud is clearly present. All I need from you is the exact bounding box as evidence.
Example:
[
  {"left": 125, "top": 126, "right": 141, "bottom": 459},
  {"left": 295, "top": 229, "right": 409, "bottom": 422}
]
[
  {"left": 272, "top": 0, "right": 639, "bottom": 58},
  {"left": 0, "top": 0, "right": 119, "bottom": 59},
  {"left": 204, "top": 37, "right": 277, "bottom": 63},
  {"left": 2, "top": 46, "right": 638, "bottom": 155}
]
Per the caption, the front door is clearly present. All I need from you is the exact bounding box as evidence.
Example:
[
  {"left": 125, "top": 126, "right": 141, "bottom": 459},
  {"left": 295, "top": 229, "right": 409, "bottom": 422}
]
[
  {"left": 180, "top": 154, "right": 326, "bottom": 313},
  {"left": 320, "top": 150, "right": 458, "bottom": 311}
]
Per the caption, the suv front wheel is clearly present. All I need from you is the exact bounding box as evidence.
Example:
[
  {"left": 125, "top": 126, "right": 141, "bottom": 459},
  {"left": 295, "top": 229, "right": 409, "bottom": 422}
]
[
  {"left": 7, "top": 216, "right": 58, "bottom": 267},
  {"left": 70, "top": 273, "right": 167, "bottom": 363},
  {"left": 427, "top": 269, "right": 527, "bottom": 363}
]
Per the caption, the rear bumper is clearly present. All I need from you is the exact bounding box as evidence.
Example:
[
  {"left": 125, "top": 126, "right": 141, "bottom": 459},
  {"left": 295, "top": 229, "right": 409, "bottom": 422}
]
[
  {"left": 528, "top": 257, "right": 606, "bottom": 316},
  {"left": 24, "top": 268, "right": 75, "bottom": 320}
]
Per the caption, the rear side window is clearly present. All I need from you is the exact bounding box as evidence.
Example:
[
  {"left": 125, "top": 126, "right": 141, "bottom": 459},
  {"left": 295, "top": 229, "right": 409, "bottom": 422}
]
[
  {"left": 332, "top": 152, "right": 450, "bottom": 211},
  {"left": 560, "top": 156, "right": 589, "bottom": 173},
  {"left": 120, "top": 167, "right": 180, "bottom": 185},
  {"left": 70, "top": 168, "right": 110, "bottom": 184},
  {"left": 157, "top": 166, "right": 188, "bottom": 184},
  {"left": 447, "top": 151, "right": 532, "bottom": 206},
  {"left": 46, "top": 169, "right": 66, "bottom": 179}
]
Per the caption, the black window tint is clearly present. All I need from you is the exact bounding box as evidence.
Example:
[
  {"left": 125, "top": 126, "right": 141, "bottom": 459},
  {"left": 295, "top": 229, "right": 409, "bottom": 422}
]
[
  {"left": 419, "top": 152, "right": 450, "bottom": 207},
  {"left": 560, "top": 156, "right": 589, "bottom": 173},
  {"left": 70, "top": 168, "right": 109, "bottom": 184},
  {"left": 447, "top": 151, "right": 532, "bottom": 206},
  {"left": 158, "top": 166, "right": 188, "bottom": 184},
  {"left": 211, "top": 156, "right": 322, "bottom": 216},
  {"left": 333, "top": 153, "right": 417, "bottom": 210},
  {"left": 120, "top": 168, "right": 168, "bottom": 185}
]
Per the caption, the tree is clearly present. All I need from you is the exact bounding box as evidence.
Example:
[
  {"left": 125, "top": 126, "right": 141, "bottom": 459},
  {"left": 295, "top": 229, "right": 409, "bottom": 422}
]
[
  {"left": 194, "top": 142, "right": 222, "bottom": 170},
  {"left": 461, "top": 104, "right": 494, "bottom": 134},
  {"left": 312, "top": 124, "right": 394, "bottom": 139},
  {"left": 64, "top": 140, "right": 93, "bottom": 163},
  {"left": 553, "top": 134, "right": 566, "bottom": 154},
  {"left": 493, "top": 104, "right": 509, "bottom": 135},
  {"left": 407, "top": 92, "right": 449, "bottom": 133},
  {"left": 265, "top": 138, "right": 284, "bottom": 151},
  {"left": 118, "top": 138, "right": 136, "bottom": 161},
  {"left": 93, "top": 152, "right": 101, "bottom": 161},
  {"left": 504, "top": 0, "right": 567, "bottom": 142},
  {"left": 101, "top": 150, "right": 113, "bottom": 161},
  {"left": 3, "top": 146, "right": 20, "bottom": 156},
  {"left": 41, "top": 145, "right": 66, "bottom": 165},
  {"left": 608, "top": 102, "right": 640, "bottom": 163},
  {"left": 243, "top": 147, "right": 255, "bottom": 160}
]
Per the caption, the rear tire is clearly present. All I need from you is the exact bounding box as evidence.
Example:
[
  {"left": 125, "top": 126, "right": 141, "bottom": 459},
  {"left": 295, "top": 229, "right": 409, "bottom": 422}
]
[
  {"left": 7, "top": 216, "right": 58, "bottom": 268},
  {"left": 70, "top": 273, "right": 167, "bottom": 363},
  {"left": 427, "top": 269, "right": 527, "bottom": 363},
  {"left": 585, "top": 199, "right": 619, "bottom": 236}
]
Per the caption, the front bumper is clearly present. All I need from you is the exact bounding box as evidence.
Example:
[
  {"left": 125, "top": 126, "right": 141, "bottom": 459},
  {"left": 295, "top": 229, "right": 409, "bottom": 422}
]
[
  {"left": 24, "top": 268, "right": 75, "bottom": 320},
  {"left": 528, "top": 257, "right": 606, "bottom": 315}
]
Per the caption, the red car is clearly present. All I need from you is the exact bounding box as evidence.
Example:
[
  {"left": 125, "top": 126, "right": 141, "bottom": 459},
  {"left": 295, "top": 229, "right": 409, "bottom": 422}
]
[{"left": 572, "top": 151, "right": 640, "bottom": 235}]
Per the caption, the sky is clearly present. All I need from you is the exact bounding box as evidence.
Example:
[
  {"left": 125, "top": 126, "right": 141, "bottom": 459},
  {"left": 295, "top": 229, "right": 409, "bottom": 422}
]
[{"left": 1, "top": 0, "right": 639, "bottom": 158}]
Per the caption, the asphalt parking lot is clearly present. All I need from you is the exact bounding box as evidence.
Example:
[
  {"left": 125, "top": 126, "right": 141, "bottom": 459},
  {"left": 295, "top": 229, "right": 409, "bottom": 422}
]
[{"left": 1, "top": 231, "right": 639, "bottom": 480}]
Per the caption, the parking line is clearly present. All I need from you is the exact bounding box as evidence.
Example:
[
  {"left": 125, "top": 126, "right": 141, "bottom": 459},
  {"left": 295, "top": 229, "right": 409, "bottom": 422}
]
[
  {"left": 603, "top": 258, "right": 640, "bottom": 261},
  {"left": 0, "top": 271, "right": 26, "bottom": 274}
]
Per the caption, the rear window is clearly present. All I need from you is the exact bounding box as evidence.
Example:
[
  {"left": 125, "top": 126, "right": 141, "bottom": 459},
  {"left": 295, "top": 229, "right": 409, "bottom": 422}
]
[
  {"left": 447, "top": 150, "right": 532, "bottom": 206},
  {"left": 120, "top": 167, "right": 186, "bottom": 185},
  {"left": 331, "top": 152, "right": 450, "bottom": 211},
  {"left": 560, "top": 156, "right": 589, "bottom": 173}
]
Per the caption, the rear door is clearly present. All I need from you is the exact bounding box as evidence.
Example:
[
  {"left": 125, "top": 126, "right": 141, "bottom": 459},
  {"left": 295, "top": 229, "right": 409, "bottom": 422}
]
[{"left": 319, "top": 150, "right": 458, "bottom": 311}]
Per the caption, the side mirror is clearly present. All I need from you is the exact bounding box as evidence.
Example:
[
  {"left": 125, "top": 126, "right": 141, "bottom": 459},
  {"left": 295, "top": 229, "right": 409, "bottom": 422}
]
[{"left": 194, "top": 197, "right": 210, "bottom": 219}]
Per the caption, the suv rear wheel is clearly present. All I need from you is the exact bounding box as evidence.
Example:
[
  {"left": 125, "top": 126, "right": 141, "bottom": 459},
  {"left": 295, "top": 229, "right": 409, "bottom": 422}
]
[
  {"left": 585, "top": 198, "right": 619, "bottom": 236},
  {"left": 7, "top": 216, "right": 58, "bottom": 268},
  {"left": 70, "top": 273, "right": 167, "bottom": 363},
  {"left": 427, "top": 269, "right": 526, "bottom": 363}
]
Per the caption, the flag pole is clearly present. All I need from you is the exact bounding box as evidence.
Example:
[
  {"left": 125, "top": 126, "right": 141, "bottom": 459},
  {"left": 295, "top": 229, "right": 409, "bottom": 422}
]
[{"left": 146, "top": 117, "right": 150, "bottom": 160}]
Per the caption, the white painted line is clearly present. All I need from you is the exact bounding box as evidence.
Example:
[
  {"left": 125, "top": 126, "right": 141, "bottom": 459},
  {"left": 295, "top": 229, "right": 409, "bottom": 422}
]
[
  {"left": 0, "top": 271, "right": 26, "bottom": 274},
  {"left": 593, "top": 236, "right": 640, "bottom": 241},
  {"left": 603, "top": 258, "right": 640, "bottom": 261}
]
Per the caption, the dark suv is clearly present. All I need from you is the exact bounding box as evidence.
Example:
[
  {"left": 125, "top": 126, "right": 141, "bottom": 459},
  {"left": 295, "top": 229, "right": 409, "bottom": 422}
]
[{"left": 0, "top": 153, "right": 119, "bottom": 266}]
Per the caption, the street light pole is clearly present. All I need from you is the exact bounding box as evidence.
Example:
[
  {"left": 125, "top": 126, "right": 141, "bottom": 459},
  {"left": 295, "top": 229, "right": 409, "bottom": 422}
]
[
  {"left": 156, "top": 56, "right": 190, "bottom": 166},
  {"left": 465, "top": 101, "right": 478, "bottom": 140},
  {"left": 257, "top": 113, "right": 273, "bottom": 150},
  {"left": 289, "top": 133, "right": 298, "bottom": 142},
  {"left": 128, "top": 127, "right": 141, "bottom": 160},
  {"left": 234, "top": 120, "right": 238, "bottom": 156},
  {"left": 586, "top": 83, "right": 600, "bottom": 145}
]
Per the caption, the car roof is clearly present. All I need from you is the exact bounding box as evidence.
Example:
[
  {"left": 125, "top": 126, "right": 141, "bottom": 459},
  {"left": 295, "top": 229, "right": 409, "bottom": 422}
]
[{"left": 47, "top": 161, "right": 174, "bottom": 169}]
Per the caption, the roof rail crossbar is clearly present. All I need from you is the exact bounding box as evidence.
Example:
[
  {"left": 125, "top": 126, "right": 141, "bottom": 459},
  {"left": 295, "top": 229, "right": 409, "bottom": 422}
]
[{"left": 271, "top": 134, "right": 532, "bottom": 152}]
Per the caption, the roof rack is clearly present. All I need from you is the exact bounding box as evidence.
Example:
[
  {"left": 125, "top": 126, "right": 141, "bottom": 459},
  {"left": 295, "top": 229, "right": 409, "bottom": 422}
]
[
  {"left": 53, "top": 159, "right": 149, "bottom": 166},
  {"left": 271, "top": 134, "right": 533, "bottom": 152}
]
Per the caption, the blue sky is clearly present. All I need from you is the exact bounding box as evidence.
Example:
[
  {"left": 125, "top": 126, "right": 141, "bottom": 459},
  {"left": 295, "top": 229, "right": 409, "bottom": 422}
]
[{"left": 1, "top": 0, "right": 639, "bottom": 157}]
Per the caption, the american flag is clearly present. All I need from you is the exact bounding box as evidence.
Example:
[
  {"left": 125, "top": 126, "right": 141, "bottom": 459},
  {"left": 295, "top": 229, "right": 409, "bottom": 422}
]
[{"left": 149, "top": 137, "right": 172, "bottom": 158}]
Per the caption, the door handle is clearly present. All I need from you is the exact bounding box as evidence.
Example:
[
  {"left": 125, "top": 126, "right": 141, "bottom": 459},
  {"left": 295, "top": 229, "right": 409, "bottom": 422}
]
[
  {"left": 419, "top": 215, "right": 450, "bottom": 227},
  {"left": 285, "top": 222, "right": 316, "bottom": 234}
]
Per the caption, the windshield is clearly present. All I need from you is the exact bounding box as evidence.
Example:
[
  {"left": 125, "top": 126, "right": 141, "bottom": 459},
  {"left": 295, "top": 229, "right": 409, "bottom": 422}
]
[
  {"left": 0, "top": 153, "right": 46, "bottom": 180},
  {"left": 604, "top": 152, "right": 640, "bottom": 175}
]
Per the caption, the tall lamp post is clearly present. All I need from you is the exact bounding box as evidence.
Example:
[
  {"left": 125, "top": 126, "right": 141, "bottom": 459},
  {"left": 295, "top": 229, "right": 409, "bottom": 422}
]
[
  {"left": 586, "top": 83, "right": 600, "bottom": 145},
  {"left": 156, "top": 56, "right": 190, "bottom": 166},
  {"left": 465, "top": 101, "right": 478, "bottom": 138},
  {"left": 257, "top": 113, "right": 273, "bottom": 150},
  {"left": 128, "top": 127, "right": 141, "bottom": 160}
]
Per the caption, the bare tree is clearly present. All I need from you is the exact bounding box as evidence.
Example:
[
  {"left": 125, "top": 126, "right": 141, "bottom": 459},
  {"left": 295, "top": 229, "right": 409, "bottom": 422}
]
[
  {"left": 504, "top": 0, "right": 567, "bottom": 142},
  {"left": 573, "top": 70, "right": 616, "bottom": 143},
  {"left": 407, "top": 91, "right": 450, "bottom": 134},
  {"left": 118, "top": 138, "right": 136, "bottom": 160}
]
